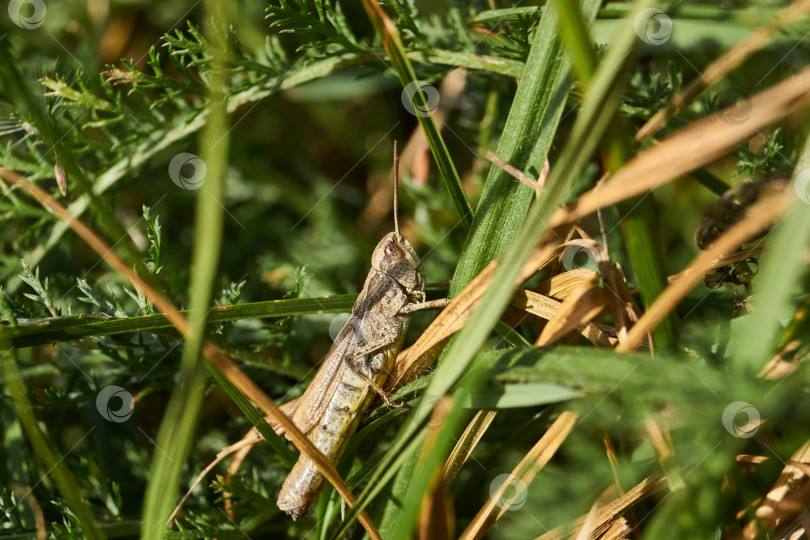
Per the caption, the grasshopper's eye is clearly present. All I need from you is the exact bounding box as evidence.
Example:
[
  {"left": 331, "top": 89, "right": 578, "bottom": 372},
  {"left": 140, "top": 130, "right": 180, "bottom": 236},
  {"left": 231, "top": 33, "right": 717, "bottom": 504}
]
[{"left": 384, "top": 241, "right": 402, "bottom": 259}]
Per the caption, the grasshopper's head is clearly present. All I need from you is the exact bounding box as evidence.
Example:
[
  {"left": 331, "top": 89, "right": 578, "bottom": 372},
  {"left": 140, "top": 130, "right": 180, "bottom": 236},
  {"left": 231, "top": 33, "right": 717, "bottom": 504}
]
[{"left": 371, "top": 232, "right": 424, "bottom": 293}]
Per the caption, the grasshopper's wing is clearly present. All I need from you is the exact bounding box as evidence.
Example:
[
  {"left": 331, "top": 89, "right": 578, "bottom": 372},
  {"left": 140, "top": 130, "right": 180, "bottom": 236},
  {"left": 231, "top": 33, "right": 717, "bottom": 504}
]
[{"left": 289, "top": 318, "right": 358, "bottom": 435}]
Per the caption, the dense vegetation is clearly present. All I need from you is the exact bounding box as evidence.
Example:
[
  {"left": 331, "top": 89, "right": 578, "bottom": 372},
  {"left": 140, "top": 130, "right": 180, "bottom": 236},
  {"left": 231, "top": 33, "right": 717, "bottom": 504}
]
[{"left": 1, "top": 1, "right": 810, "bottom": 538}]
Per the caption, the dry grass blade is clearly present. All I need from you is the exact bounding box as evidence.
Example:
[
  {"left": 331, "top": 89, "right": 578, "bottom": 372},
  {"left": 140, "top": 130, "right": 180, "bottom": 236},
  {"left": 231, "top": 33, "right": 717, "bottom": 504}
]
[
  {"left": 751, "top": 440, "right": 810, "bottom": 535},
  {"left": 555, "top": 66, "right": 810, "bottom": 226},
  {"left": 386, "top": 242, "right": 563, "bottom": 391},
  {"left": 512, "top": 289, "right": 613, "bottom": 348},
  {"left": 0, "top": 168, "right": 382, "bottom": 540},
  {"left": 9, "top": 483, "right": 45, "bottom": 540},
  {"left": 636, "top": 0, "right": 810, "bottom": 141},
  {"left": 598, "top": 518, "right": 632, "bottom": 540},
  {"left": 167, "top": 437, "right": 258, "bottom": 525},
  {"left": 574, "top": 503, "right": 601, "bottom": 540},
  {"left": 459, "top": 410, "right": 578, "bottom": 540},
  {"left": 537, "top": 473, "right": 667, "bottom": 540},
  {"left": 443, "top": 409, "right": 498, "bottom": 483},
  {"left": 534, "top": 269, "right": 599, "bottom": 301},
  {"left": 645, "top": 418, "right": 684, "bottom": 491},
  {"left": 736, "top": 454, "right": 769, "bottom": 465},
  {"left": 667, "top": 246, "right": 764, "bottom": 282},
  {"left": 600, "top": 257, "right": 641, "bottom": 347},
  {"left": 617, "top": 185, "right": 792, "bottom": 352},
  {"left": 758, "top": 340, "right": 802, "bottom": 380},
  {"left": 574, "top": 501, "right": 599, "bottom": 540},
  {"left": 555, "top": 234, "right": 640, "bottom": 347},
  {"left": 536, "top": 272, "right": 605, "bottom": 346}
]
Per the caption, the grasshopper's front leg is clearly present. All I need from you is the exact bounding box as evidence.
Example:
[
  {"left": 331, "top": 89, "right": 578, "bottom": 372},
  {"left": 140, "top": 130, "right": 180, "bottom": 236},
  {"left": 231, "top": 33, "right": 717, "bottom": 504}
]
[
  {"left": 345, "top": 298, "right": 450, "bottom": 406},
  {"left": 400, "top": 298, "right": 450, "bottom": 313}
]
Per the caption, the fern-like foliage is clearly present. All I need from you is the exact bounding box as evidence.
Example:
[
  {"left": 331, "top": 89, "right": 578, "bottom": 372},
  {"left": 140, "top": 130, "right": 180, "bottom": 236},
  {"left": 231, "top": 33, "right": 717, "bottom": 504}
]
[
  {"left": 734, "top": 128, "right": 794, "bottom": 178},
  {"left": 266, "top": 0, "right": 361, "bottom": 54},
  {"left": 19, "top": 261, "right": 58, "bottom": 317}
]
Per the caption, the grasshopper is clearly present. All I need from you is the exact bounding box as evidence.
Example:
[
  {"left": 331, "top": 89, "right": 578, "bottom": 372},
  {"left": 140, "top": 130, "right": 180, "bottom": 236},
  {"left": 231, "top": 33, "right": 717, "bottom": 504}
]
[{"left": 277, "top": 142, "right": 448, "bottom": 519}]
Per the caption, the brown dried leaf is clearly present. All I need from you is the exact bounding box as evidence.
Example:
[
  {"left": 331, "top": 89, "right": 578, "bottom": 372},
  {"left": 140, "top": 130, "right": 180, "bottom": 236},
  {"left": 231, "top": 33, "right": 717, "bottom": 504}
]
[
  {"left": 534, "top": 269, "right": 599, "bottom": 301},
  {"left": 536, "top": 272, "right": 605, "bottom": 346},
  {"left": 54, "top": 162, "right": 67, "bottom": 197},
  {"left": 597, "top": 517, "right": 632, "bottom": 540},
  {"left": 512, "top": 289, "right": 613, "bottom": 348},
  {"left": 755, "top": 441, "right": 810, "bottom": 530}
]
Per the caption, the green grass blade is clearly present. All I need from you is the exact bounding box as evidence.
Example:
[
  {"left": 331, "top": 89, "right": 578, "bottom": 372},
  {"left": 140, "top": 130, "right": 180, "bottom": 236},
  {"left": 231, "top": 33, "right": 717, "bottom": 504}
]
[
  {"left": 140, "top": 1, "right": 231, "bottom": 537},
  {"left": 551, "top": 0, "right": 597, "bottom": 82},
  {"left": 206, "top": 364, "right": 296, "bottom": 466},
  {"left": 386, "top": 363, "right": 486, "bottom": 540},
  {"left": 619, "top": 195, "right": 678, "bottom": 349},
  {"left": 2, "top": 295, "right": 358, "bottom": 348},
  {"left": 362, "top": 0, "right": 473, "bottom": 231},
  {"left": 449, "top": 0, "right": 602, "bottom": 296},
  {"left": 3, "top": 289, "right": 448, "bottom": 349},
  {"left": 1, "top": 349, "right": 106, "bottom": 539}
]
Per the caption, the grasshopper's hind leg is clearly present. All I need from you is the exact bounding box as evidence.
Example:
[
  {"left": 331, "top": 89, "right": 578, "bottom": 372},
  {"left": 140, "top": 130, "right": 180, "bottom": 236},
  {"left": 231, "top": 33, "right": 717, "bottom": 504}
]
[{"left": 345, "top": 329, "right": 405, "bottom": 408}]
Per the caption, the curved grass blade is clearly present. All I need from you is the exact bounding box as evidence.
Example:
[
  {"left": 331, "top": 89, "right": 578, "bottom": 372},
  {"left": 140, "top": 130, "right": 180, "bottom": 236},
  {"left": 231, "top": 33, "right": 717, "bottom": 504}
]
[{"left": 458, "top": 411, "right": 578, "bottom": 540}]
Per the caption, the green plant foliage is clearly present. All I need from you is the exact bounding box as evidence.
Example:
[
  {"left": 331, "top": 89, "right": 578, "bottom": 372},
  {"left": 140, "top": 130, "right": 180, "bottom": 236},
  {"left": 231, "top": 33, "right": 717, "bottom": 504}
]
[{"left": 1, "top": 0, "right": 810, "bottom": 539}]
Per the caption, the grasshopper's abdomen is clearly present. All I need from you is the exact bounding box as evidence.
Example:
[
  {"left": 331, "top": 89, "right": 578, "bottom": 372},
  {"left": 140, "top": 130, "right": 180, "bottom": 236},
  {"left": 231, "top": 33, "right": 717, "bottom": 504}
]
[
  {"left": 276, "top": 366, "right": 380, "bottom": 519},
  {"left": 277, "top": 306, "right": 406, "bottom": 520}
]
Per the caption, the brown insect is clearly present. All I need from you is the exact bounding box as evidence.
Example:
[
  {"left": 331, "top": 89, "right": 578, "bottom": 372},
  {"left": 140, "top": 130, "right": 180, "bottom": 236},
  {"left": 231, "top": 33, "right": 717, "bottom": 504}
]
[{"left": 276, "top": 141, "right": 448, "bottom": 519}]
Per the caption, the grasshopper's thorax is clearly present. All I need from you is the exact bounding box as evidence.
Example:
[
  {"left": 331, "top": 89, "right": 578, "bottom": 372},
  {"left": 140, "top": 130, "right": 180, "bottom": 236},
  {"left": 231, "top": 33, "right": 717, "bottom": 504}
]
[{"left": 370, "top": 232, "right": 425, "bottom": 297}]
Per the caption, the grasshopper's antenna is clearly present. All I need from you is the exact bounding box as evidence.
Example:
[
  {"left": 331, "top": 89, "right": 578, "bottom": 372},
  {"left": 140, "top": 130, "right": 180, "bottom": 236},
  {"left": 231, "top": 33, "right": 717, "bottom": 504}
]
[{"left": 393, "top": 140, "right": 401, "bottom": 239}]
